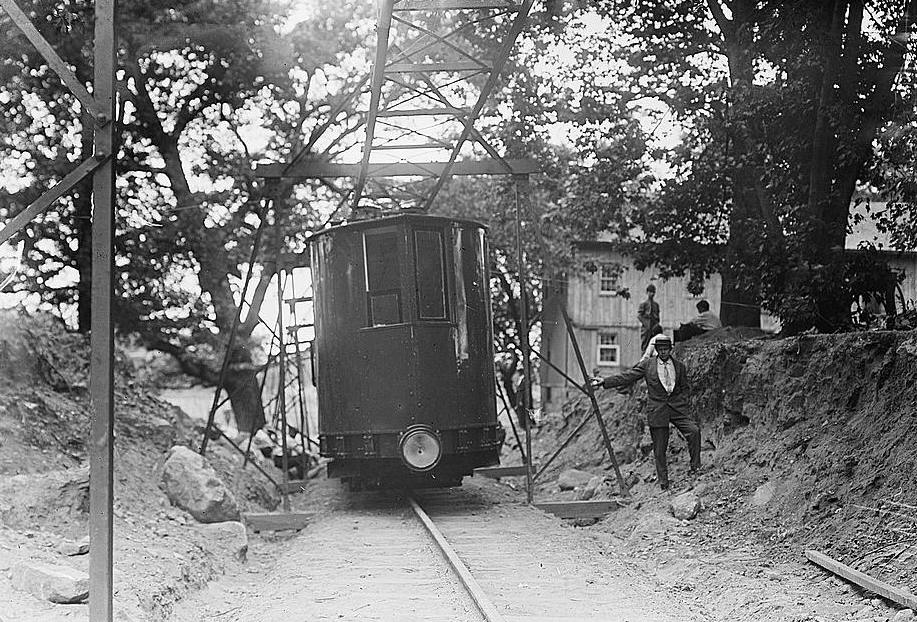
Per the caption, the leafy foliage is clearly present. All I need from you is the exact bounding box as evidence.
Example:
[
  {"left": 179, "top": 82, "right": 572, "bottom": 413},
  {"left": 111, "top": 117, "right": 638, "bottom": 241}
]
[{"left": 610, "top": 0, "right": 917, "bottom": 331}]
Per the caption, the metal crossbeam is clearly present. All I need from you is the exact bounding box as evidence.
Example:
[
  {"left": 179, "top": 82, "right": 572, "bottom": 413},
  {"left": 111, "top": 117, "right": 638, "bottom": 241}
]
[
  {"left": 257, "top": 159, "right": 538, "bottom": 178},
  {"left": 422, "top": 0, "right": 537, "bottom": 207},
  {"left": 395, "top": 0, "right": 522, "bottom": 10},
  {"left": 0, "top": 0, "right": 108, "bottom": 121},
  {"left": 259, "top": 0, "right": 538, "bottom": 211},
  {"left": 386, "top": 61, "right": 488, "bottom": 72},
  {"left": 377, "top": 106, "right": 466, "bottom": 116},
  {"left": 350, "top": 0, "right": 396, "bottom": 209},
  {"left": 0, "top": 155, "right": 105, "bottom": 245}
]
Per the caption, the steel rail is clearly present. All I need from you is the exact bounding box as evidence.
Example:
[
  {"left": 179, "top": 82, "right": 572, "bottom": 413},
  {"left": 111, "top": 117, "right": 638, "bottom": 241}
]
[{"left": 409, "top": 495, "right": 507, "bottom": 622}]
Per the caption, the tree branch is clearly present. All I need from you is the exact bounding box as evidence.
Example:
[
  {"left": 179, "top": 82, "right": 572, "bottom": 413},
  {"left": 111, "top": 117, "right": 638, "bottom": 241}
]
[{"left": 707, "top": 0, "right": 735, "bottom": 40}]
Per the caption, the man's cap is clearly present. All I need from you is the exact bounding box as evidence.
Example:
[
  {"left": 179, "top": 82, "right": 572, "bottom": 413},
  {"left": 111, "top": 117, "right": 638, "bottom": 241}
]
[
  {"left": 646, "top": 284, "right": 656, "bottom": 292},
  {"left": 655, "top": 336, "right": 672, "bottom": 347}
]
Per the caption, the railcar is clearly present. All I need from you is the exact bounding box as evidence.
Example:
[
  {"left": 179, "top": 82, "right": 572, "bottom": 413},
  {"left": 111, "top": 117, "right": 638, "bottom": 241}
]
[{"left": 310, "top": 213, "right": 505, "bottom": 489}]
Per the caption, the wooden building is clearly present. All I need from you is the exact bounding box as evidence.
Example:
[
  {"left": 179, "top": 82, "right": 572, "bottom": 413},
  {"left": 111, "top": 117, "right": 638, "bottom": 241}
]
[{"left": 538, "top": 241, "right": 917, "bottom": 413}]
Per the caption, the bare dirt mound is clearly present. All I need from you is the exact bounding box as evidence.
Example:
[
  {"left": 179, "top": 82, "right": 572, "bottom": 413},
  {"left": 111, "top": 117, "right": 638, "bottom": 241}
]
[
  {"left": 0, "top": 310, "right": 283, "bottom": 621},
  {"left": 533, "top": 329, "right": 917, "bottom": 618}
]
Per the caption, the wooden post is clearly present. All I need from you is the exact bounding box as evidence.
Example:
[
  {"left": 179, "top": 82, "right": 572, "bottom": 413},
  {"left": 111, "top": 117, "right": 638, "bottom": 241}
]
[
  {"left": 276, "top": 270, "right": 291, "bottom": 512},
  {"left": 513, "top": 174, "right": 534, "bottom": 504},
  {"left": 88, "top": 0, "right": 116, "bottom": 617}
]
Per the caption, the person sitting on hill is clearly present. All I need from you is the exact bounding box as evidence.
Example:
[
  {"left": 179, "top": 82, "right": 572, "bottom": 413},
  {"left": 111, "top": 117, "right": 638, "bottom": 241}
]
[{"left": 674, "top": 300, "right": 722, "bottom": 342}]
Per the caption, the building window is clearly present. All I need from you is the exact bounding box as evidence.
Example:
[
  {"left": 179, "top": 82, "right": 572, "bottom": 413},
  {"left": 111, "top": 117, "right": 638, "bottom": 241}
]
[
  {"left": 597, "top": 332, "right": 620, "bottom": 366},
  {"left": 599, "top": 264, "right": 618, "bottom": 296},
  {"left": 364, "top": 231, "right": 402, "bottom": 326},
  {"left": 414, "top": 229, "right": 448, "bottom": 320}
]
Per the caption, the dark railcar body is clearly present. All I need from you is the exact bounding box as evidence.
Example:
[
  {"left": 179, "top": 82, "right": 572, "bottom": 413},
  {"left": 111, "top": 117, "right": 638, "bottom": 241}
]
[{"left": 310, "top": 213, "right": 503, "bottom": 487}]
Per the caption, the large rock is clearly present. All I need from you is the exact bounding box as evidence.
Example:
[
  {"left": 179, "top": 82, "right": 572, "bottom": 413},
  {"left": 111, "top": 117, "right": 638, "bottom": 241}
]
[
  {"left": 575, "top": 476, "right": 605, "bottom": 501},
  {"left": 160, "top": 446, "right": 240, "bottom": 523},
  {"left": 57, "top": 535, "right": 90, "bottom": 556},
  {"left": 196, "top": 521, "right": 249, "bottom": 562},
  {"left": 557, "top": 469, "right": 595, "bottom": 491},
  {"left": 11, "top": 561, "right": 89, "bottom": 604},
  {"left": 893, "top": 609, "right": 915, "bottom": 621},
  {"left": 751, "top": 481, "right": 777, "bottom": 507},
  {"left": 0, "top": 467, "right": 89, "bottom": 532},
  {"left": 670, "top": 492, "right": 701, "bottom": 520}
]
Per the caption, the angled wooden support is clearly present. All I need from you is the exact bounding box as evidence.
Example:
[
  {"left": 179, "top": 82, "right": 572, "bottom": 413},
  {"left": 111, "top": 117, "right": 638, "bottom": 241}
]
[
  {"left": 532, "top": 412, "right": 593, "bottom": 483},
  {"left": 0, "top": 0, "right": 108, "bottom": 121},
  {"left": 806, "top": 550, "right": 917, "bottom": 609},
  {"left": 560, "top": 305, "right": 630, "bottom": 497},
  {"left": 0, "top": 155, "right": 106, "bottom": 245}
]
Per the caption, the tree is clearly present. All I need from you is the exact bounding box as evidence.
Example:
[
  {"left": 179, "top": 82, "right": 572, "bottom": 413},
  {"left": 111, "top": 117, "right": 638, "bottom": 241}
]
[
  {"left": 1, "top": 0, "right": 374, "bottom": 431},
  {"left": 610, "top": 0, "right": 917, "bottom": 331}
]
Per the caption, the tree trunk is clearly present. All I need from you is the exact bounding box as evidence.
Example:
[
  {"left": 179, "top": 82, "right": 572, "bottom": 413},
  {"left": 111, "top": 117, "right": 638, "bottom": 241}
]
[
  {"left": 223, "top": 353, "right": 265, "bottom": 433},
  {"left": 718, "top": 7, "right": 763, "bottom": 329}
]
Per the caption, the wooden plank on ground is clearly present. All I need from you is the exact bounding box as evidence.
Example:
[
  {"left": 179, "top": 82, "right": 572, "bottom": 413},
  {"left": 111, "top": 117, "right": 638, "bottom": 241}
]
[
  {"left": 805, "top": 550, "right": 917, "bottom": 609},
  {"left": 242, "top": 512, "right": 313, "bottom": 532},
  {"left": 535, "top": 500, "right": 622, "bottom": 520},
  {"left": 474, "top": 465, "right": 537, "bottom": 479},
  {"left": 276, "top": 480, "right": 309, "bottom": 494}
]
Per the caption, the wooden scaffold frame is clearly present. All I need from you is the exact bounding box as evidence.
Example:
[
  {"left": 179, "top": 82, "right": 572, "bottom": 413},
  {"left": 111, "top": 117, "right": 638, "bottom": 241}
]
[{"left": 0, "top": 0, "right": 118, "bottom": 618}]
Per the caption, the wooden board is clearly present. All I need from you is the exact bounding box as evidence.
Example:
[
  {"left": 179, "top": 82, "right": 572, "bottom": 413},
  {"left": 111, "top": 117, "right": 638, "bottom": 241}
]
[
  {"left": 805, "top": 550, "right": 917, "bottom": 609},
  {"left": 242, "top": 512, "right": 313, "bottom": 533},
  {"left": 276, "top": 480, "right": 309, "bottom": 494},
  {"left": 535, "top": 500, "right": 622, "bottom": 520},
  {"left": 473, "top": 465, "right": 536, "bottom": 479}
]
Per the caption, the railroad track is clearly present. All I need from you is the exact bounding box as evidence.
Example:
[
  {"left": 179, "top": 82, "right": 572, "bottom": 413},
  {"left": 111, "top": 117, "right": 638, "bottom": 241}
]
[
  {"left": 169, "top": 480, "right": 698, "bottom": 621},
  {"left": 409, "top": 484, "right": 686, "bottom": 622}
]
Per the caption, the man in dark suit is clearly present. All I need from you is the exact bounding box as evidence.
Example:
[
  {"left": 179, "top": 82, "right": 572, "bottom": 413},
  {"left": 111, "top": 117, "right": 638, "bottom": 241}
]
[{"left": 590, "top": 336, "right": 700, "bottom": 490}]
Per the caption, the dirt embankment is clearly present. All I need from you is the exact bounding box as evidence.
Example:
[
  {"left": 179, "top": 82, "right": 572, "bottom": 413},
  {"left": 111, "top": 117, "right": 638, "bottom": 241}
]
[
  {"left": 0, "top": 310, "right": 282, "bottom": 621},
  {"left": 532, "top": 329, "right": 917, "bottom": 620}
]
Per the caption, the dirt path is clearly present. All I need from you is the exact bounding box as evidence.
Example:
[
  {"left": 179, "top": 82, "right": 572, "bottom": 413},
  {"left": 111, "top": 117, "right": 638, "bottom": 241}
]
[
  {"left": 415, "top": 482, "right": 703, "bottom": 621},
  {"left": 167, "top": 492, "right": 484, "bottom": 622},
  {"left": 169, "top": 478, "right": 701, "bottom": 622}
]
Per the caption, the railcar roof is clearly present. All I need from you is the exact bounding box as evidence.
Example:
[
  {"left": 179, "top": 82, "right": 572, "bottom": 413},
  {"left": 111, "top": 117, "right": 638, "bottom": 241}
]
[{"left": 308, "top": 212, "right": 487, "bottom": 240}]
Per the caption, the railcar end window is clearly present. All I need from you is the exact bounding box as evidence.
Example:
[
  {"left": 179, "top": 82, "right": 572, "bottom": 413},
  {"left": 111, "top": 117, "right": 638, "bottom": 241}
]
[
  {"left": 364, "top": 231, "right": 402, "bottom": 326},
  {"left": 414, "top": 229, "right": 447, "bottom": 320}
]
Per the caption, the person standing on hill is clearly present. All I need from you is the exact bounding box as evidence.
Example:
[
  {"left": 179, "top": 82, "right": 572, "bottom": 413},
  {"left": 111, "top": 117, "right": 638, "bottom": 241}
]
[
  {"left": 638, "top": 284, "right": 660, "bottom": 351},
  {"left": 590, "top": 335, "right": 700, "bottom": 491}
]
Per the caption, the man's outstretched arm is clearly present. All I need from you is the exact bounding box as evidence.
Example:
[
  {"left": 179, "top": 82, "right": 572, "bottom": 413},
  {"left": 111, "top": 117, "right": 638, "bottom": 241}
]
[{"left": 591, "top": 359, "right": 649, "bottom": 390}]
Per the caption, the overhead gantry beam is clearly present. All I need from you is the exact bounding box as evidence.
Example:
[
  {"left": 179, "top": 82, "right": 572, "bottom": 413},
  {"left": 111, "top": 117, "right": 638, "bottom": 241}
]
[
  {"left": 257, "top": 158, "right": 538, "bottom": 179},
  {"left": 257, "top": 0, "right": 537, "bottom": 209}
]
